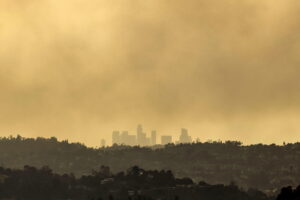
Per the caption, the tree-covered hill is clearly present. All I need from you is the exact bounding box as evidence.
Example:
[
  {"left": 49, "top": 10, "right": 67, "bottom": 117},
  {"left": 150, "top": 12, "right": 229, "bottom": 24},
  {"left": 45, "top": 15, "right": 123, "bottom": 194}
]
[
  {"left": 0, "top": 165, "right": 272, "bottom": 200},
  {"left": 0, "top": 136, "right": 299, "bottom": 192}
]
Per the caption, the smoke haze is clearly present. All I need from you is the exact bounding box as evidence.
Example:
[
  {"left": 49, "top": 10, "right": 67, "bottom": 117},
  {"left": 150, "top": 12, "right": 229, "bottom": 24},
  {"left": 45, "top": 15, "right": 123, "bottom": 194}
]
[{"left": 1, "top": 0, "right": 300, "bottom": 146}]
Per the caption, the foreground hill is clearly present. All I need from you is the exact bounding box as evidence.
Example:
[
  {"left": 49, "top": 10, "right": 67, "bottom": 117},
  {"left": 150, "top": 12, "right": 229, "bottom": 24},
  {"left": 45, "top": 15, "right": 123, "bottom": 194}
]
[
  {"left": 0, "top": 165, "right": 272, "bottom": 200},
  {"left": 0, "top": 136, "right": 299, "bottom": 192}
]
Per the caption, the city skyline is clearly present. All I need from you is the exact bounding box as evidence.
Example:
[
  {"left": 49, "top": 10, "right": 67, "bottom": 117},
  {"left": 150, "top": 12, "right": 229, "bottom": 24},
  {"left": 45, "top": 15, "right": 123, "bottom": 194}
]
[
  {"left": 109, "top": 124, "right": 193, "bottom": 146},
  {"left": 0, "top": 0, "right": 299, "bottom": 199}
]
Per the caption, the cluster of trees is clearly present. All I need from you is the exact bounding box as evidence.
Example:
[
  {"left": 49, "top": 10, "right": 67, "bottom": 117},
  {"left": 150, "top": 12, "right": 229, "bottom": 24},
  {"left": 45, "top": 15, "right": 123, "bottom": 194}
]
[
  {"left": 0, "top": 165, "right": 273, "bottom": 200},
  {"left": 276, "top": 186, "right": 300, "bottom": 200},
  {"left": 0, "top": 136, "right": 299, "bottom": 192}
]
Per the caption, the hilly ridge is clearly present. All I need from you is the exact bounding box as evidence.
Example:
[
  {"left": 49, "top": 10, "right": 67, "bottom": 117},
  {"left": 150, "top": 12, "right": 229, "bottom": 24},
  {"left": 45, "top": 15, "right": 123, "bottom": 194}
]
[{"left": 0, "top": 136, "right": 299, "bottom": 192}]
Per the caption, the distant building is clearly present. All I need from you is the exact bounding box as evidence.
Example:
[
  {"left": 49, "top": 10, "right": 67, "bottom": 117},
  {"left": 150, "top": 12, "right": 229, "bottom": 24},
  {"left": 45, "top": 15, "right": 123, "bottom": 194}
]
[
  {"left": 127, "top": 135, "right": 137, "bottom": 146},
  {"left": 179, "top": 128, "right": 192, "bottom": 143},
  {"left": 101, "top": 139, "right": 106, "bottom": 147},
  {"left": 112, "top": 125, "right": 176, "bottom": 146},
  {"left": 112, "top": 131, "right": 120, "bottom": 145},
  {"left": 161, "top": 135, "right": 172, "bottom": 145},
  {"left": 151, "top": 130, "right": 157, "bottom": 146},
  {"left": 145, "top": 137, "right": 151, "bottom": 146},
  {"left": 137, "top": 124, "right": 147, "bottom": 146},
  {"left": 120, "top": 131, "right": 137, "bottom": 146},
  {"left": 139, "top": 132, "right": 148, "bottom": 146},
  {"left": 121, "top": 131, "right": 129, "bottom": 145},
  {"left": 137, "top": 124, "right": 143, "bottom": 135}
]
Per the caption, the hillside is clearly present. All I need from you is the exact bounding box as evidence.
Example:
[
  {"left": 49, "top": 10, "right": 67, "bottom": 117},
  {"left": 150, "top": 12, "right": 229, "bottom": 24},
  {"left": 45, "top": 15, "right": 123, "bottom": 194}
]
[
  {"left": 0, "top": 165, "right": 273, "bottom": 200},
  {"left": 0, "top": 136, "right": 299, "bottom": 191}
]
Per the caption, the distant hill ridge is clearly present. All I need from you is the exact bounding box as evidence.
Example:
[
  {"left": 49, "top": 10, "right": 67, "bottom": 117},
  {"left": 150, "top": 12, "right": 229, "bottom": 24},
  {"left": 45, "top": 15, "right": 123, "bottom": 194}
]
[{"left": 0, "top": 135, "right": 299, "bottom": 191}]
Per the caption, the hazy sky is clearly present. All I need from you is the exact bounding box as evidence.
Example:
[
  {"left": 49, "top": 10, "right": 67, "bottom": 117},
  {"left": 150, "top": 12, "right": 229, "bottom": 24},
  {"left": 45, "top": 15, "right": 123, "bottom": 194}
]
[{"left": 0, "top": 0, "right": 300, "bottom": 146}]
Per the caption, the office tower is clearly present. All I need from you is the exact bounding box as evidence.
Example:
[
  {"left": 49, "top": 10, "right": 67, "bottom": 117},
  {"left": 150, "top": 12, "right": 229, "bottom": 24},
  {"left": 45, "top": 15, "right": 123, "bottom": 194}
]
[
  {"left": 112, "top": 131, "right": 120, "bottom": 145},
  {"left": 127, "top": 135, "right": 137, "bottom": 146},
  {"left": 137, "top": 124, "right": 142, "bottom": 145},
  {"left": 121, "top": 131, "right": 129, "bottom": 145},
  {"left": 145, "top": 137, "right": 151, "bottom": 146},
  {"left": 179, "top": 128, "right": 192, "bottom": 143},
  {"left": 137, "top": 124, "right": 147, "bottom": 146},
  {"left": 139, "top": 133, "right": 147, "bottom": 146},
  {"left": 161, "top": 135, "right": 172, "bottom": 145},
  {"left": 100, "top": 139, "right": 106, "bottom": 147},
  {"left": 151, "top": 130, "right": 157, "bottom": 146},
  {"left": 137, "top": 124, "right": 143, "bottom": 135}
]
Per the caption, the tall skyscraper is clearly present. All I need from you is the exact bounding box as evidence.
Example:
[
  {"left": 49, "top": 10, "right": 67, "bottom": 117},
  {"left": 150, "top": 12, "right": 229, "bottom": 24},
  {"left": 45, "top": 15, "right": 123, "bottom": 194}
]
[
  {"left": 151, "top": 130, "right": 157, "bottom": 146},
  {"left": 137, "top": 124, "right": 143, "bottom": 135},
  {"left": 121, "top": 131, "right": 129, "bottom": 145},
  {"left": 112, "top": 131, "right": 120, "bottom": 145},
  {"left": 179, "top": 128, "right": 192, "bottom": 144},
  {"left": 137, "top": 124, "right": 147, "bottom": 146},
  {"left": 100, "top": 139, "right": 106, "bottom": 147},
  {"left": 127, "top": 135, "right": 137, "bottom": 146},
  {"left": 161, "top": 135, "right": 172, "bottom": 145}
]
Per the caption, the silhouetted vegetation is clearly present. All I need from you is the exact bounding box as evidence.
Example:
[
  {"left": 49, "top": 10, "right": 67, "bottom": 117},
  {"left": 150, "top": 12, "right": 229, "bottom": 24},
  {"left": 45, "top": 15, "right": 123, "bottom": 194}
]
[
  {"left": 276, "top": 185, "right": 300, "bottom": 200},
  {"left": 0, "top": 136, "right": 299, "bottom": 192},
  {"left": 0, "top": 165, "right": 273, "bottom": 200}
]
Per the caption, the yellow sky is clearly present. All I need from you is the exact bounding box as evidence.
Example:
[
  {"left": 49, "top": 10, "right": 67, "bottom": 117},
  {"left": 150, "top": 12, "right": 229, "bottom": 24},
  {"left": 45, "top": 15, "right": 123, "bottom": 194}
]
[{"left": 0, "top": 0, "right": 300, "bottom": 146}]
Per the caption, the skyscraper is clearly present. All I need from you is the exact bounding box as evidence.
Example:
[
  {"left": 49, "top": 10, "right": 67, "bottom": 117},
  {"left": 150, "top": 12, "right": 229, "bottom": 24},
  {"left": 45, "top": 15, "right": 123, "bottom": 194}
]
[
  {"left": 137, "top": 124, "right": 147, "bottom": 146},
  {"left": 179, "top": 128, "right": 192, "bottom": 144},
  {"left": 121, "top": 131, "right": 129, "bottom": 145},
  {"left": 127, "top": 135, "right": 137, "bottom": 146},
  {"left": 112, "top": 131, "right": 120, "bottom": 145},
  {"left": 101, "top": 139, "right": 106, "bottom": 147},
  {"left": 161, "top": 135, "right": 172, "bottom": 145},
  {"left": 151, "top": 130, "right": 157, "bottom": 146},
  {"left": 137, "top": 124, "right": 143, "bottom": 135}
]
